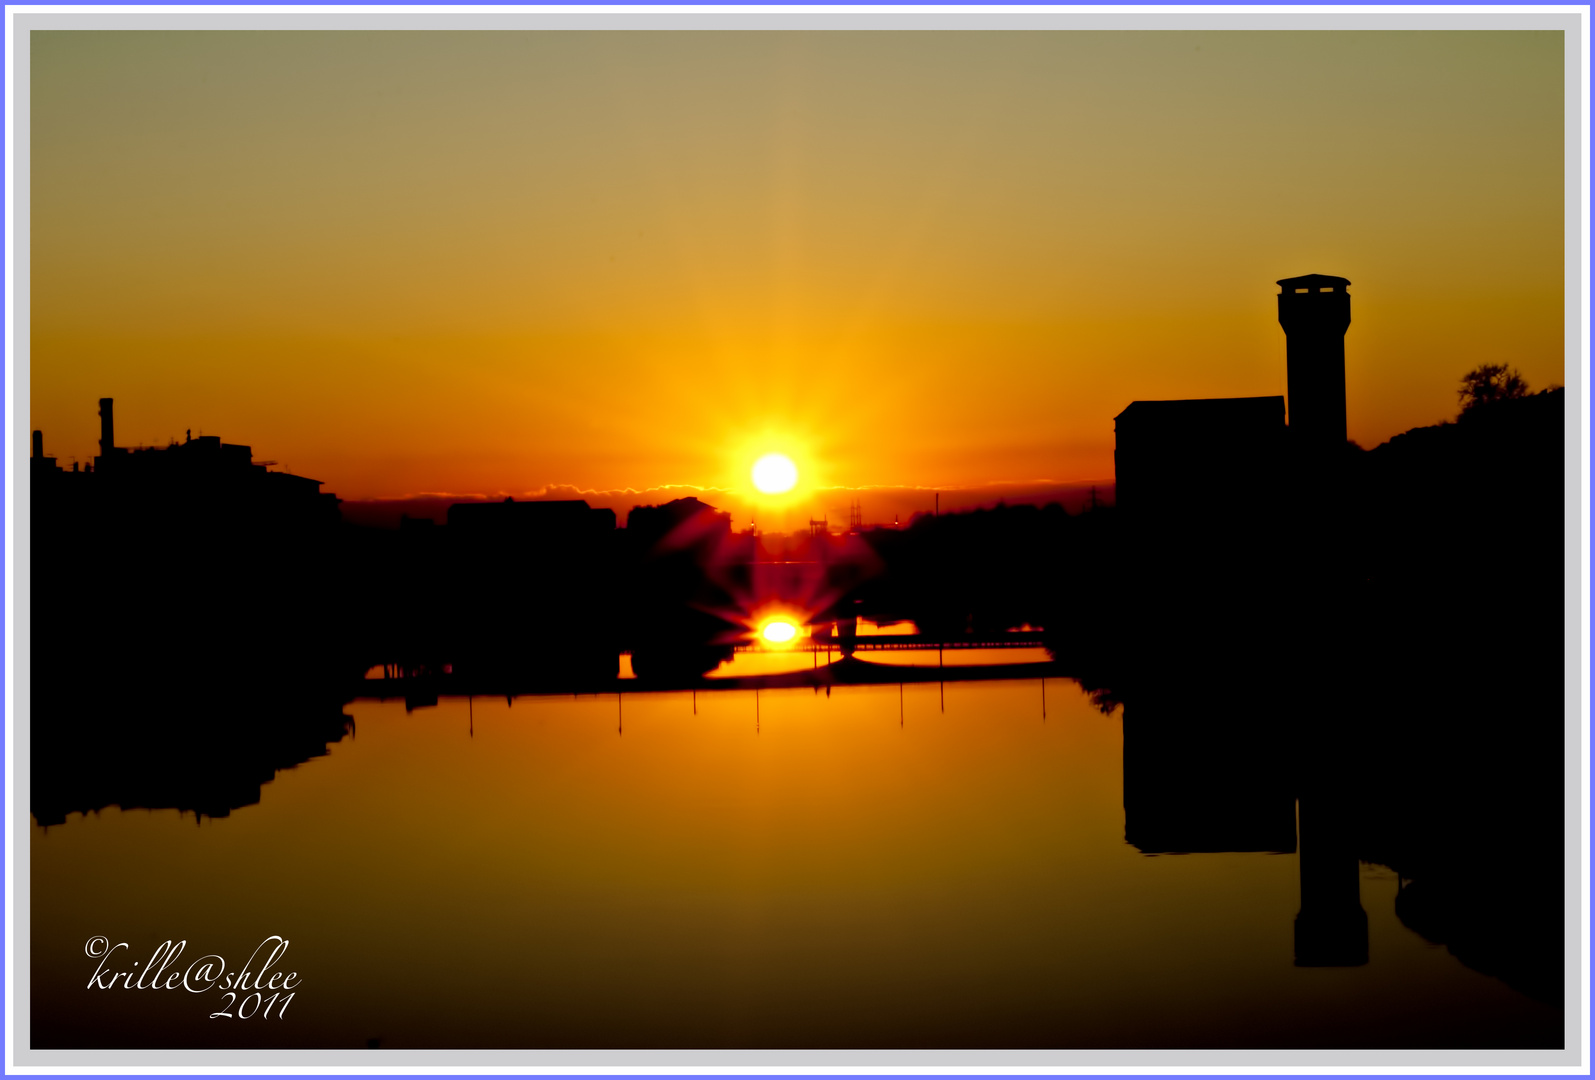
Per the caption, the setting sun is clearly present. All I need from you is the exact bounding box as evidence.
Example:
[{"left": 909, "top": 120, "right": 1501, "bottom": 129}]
[{"left": 751, "top": 453, "right": 798, "bottom": 495}]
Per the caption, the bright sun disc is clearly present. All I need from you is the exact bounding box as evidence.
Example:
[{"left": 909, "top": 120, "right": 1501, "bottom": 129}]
[
  {"left": 762, "top": 620, "right": 798, "bottom": 644},
  {"left": 752, "top": 453, "right": 798, "bottom": 494}
]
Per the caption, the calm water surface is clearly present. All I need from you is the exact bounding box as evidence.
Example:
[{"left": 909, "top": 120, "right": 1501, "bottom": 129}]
[{"left": 32, "top": 679, "right": 1560, "bottom": 1048}]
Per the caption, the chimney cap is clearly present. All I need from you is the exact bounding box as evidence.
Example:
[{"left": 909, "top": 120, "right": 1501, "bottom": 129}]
[{"left": 1277, "top": 273, "right": 1350, "bottom": 290}]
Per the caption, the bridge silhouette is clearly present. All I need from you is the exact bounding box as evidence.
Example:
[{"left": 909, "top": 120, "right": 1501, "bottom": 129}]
[{"left": 356, "top": 633, "right": 1060, "bottom": 705}]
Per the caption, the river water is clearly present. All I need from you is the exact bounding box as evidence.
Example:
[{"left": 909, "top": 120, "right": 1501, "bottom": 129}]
[{"left": 30, "top": 677, "right": 1562, "bottom": 1050}]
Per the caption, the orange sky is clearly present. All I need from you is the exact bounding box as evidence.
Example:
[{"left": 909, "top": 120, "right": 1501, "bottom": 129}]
[{"left": 29, "top": 30, "right": 1566, "bottom": 525}]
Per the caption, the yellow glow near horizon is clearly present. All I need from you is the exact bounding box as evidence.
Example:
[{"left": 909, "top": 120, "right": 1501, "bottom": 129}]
[
  {"left": 27, "top": 33, "right": 1565, "bottom": 501},
  {"left": 752, "top": 454, "right": 799, "bottom": 495},
  {"left": 761, "top": 620, "right": 799, "bottom": 644}
]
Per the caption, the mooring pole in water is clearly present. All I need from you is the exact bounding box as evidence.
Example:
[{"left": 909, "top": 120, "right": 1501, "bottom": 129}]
[
  {"left": 469, "top": 695, "right": 473, "bottom": 738},
  {"left": 755, "top": 689, "right": 760, "bottom": 734},
  {"left": 1041, "top": 678, "right": 1046, "bottom": 721},
  {"left": 940, "top": 681, "right": 944, "bottom": 713},
  {"left": 900, "top": 683, "right": 904, "bottom": 727},
  {"left": 618, "top": 691, "right": 622, "bottom": 736},
  {"left": 692, "top": 690, "right": 697, "bottom": 715}
]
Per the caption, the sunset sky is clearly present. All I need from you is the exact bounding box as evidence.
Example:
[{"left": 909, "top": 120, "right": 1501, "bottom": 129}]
[{"left": 29, "top": 29, "right": 1566, "bottom": 525}]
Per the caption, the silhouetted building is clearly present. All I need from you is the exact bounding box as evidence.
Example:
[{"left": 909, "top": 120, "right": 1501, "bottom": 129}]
[
  {"left": 32, "top": 398, "right": 350, "bottom": 713},
  {"left": 622, "top": 498, "right": 740, "bottom": 681},
  {"left": 443, "top": 497, "right": 618, "bottom": 684},
  {"left": 624, "top": 497, "right": 731, "bottom": 554},
  {"left": 1277, "top": 273, "right": 1351, "bottom": 457},
  {"left": 1113, "top": 395, "right": 1286, "bottom": 524},
  {"left": 1114, "top": 275, "right": 1352, "bottom": 529},
  {"left": 448, "top": 497, "right": 615, "bottom": 534},
  {"left": 31, "top": 429, "right": 56, "bottom": 477},
  {"left": 34, "top": 398, "right": 341, "bottom": 523},
  {"left": 97, "top": 396, "right": 115, "bottom": 469}
]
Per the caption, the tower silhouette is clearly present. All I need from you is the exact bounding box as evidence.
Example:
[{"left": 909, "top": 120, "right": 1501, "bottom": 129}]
[
  {"left": 97, "top": 397, "right": 116, "bottom": 467},
  {"left": 1276, "top": 274, "right": 1350, "bottom": 455}
]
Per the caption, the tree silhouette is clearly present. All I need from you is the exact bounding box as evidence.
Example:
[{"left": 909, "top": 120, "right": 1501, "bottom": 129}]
[{"left": 1458, "top": 364, "right": 1529, "bottom": 415}]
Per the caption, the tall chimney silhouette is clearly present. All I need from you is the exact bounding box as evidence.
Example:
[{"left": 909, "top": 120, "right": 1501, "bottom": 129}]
[
  {"left": 98, "top": 398, "right": 115, "bottom": 463},
  {"left": 1276, "top": 274, "right": 1350, "bottom": 455},
  {"left": 32, "top": 430, "right": 42, "bottom": 459}
]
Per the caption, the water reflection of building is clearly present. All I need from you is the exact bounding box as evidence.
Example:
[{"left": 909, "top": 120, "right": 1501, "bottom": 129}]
[
  {"left": 1121, "top": 698, "right": 1296, "bottom": 855},
  {"left": 1295, "top": 791, "right": 1369, "bottom": 966},
  {"left": 32, "top": 705, "right": 355, "bottom": 827}
]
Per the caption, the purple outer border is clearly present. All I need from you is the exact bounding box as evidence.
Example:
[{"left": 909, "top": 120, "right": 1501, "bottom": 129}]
[{"left": 0, "top": 6, "right": 1584, "bottom": 1080}]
